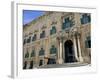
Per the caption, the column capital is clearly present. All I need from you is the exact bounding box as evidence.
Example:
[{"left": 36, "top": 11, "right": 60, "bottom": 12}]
[
  {"left": 56, "top": 36, "right": 63, "bottom": 42},
  {"left": 71, "top": 31, "right": 81, "bottom": 39}
]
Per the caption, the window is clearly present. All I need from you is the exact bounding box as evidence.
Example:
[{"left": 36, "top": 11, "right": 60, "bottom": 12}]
[
  {"left": 50, "top": 26, "right": 56, "bottom": 35},
  {"left": 85, "top": 36, "right": 91, "bottom": 48},
  {"left": 39, "top": 48, "right": 45, "bottom": 56},
  {"left": 40, "top": 31, "right": 45, "bottom": 38},
  {"left": 23, "top": 39, "right": 26, "bottom": 45},
  {"left": 31, "top": 50, "right": 35, "bottom": 57},
  {"left": 27, "top": 36, "right": 31, "bottom": 43},
  {"left": 29, "top": 61, "right": 33, "bottom": 69},
  {"left": 32, "top": 34, "right": 37, "bottom": 41},
  {"left": 50, "top": 45, "right": 57, "bottom": 54},
  {"left": 23, "top": 61, "right": 27, "bottom": 69},
  {"left": 39, "top": 60, "right": 43, "bottom": 66},
  {"left": 81, "top": 14, "right": 91, "bottom": 24},
  {"left": 47, "top": 58, "right": 56, "bottom": 64},
  {"left": 25, "top": 51, "right": 29, "bottom": 58},
  {"left": 62, "top": 17, "right": 74, "bottom": 29}
]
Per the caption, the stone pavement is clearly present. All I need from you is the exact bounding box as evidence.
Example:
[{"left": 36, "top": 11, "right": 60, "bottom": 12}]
[{"left": 39, "top": 62, "right": 90, "bottom": 68}]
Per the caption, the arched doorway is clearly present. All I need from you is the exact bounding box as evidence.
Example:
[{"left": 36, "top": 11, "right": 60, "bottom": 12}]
[{"left": 64, "top": 40, "right": 76, "bottom": 63}]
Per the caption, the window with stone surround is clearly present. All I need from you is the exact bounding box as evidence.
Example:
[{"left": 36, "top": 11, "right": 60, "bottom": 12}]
[
  {"left": 25, "top": 51, "right": 29, "bottom": 58},
  {"left": 23, "top": 61, "right": 27, "bottom": 69},
  {"left": 31, "top": 50, "right": 35, "bottom": 57},
  {"left": 39, "top": 60, "right": 43, "bottom": 66},
  {"left": 50, "top": 26, "right": 56, "bottom": 35},
  {"left": 47, "top": 58, "right": 56, "bottom": 64},
  {"left": 39, "top": 48, "right": 45, "bottom": 56},
  {"left": 62, "top": 17, "right": 74, "bottom": 29},
  {"left": 85, "top": 36, "right": 91, "bottom": 48},
  {"left": 23, "top": 39, "right": 26, "bottom": 45},
  {"left": 50, "top": 45, "right": 57, "bottom": 54},
  {"left": 27, "top": 36, "right": 31, "bottom": 43},
  {"left": 32, "top": 34, "right": 37, "bottom": 41},
  {"left": 81, "top": 13, "right": 91, "bottom": 24},
  {"left": 40, "top": 31, "right": 45, "bottom": 38},
  {"left": 29, "top": 61, "right": 34, "bottom": 69}
]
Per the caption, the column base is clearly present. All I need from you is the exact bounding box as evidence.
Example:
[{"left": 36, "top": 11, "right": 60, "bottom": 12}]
[
  {"left": 79, "top": 57, "right": 84, "bottom": 62},
  {"left": 58, "top": 58, "right": 63, "bottom": 64},
  {"left": 75, "top": 56, "right": 79, "bottom": 62}
]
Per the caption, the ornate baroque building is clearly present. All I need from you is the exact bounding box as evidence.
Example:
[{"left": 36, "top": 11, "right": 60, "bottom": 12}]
[{"left": 23, "top": 12, "right": 91, "bottom": 69}]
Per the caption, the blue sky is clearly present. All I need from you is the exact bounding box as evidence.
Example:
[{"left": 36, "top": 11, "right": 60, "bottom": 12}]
[{"left": 23, "top": 10, "right": 45, "bottom": 25}]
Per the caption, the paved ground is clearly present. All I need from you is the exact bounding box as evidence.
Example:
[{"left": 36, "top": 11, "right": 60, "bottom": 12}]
[{"left": 39, "top": 62, "right": 90, "bottom": 68}]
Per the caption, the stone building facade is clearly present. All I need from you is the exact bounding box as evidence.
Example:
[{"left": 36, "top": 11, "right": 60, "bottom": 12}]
[{"left": 23, "top": 11, "right": 91, "bottom": 69}]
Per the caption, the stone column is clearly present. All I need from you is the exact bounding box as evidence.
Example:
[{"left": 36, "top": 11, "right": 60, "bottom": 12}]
[
  {"left": 57, "top": 38, "right": 60, "bottom": 64},
  {"left": 74, "top": 13, "right": 81, "bottom": 26},
  {"left": 44, "top": 39, "right": 49, "bottom": 65},
  {"left": 35, "top": 44, "right": 39, "bottom": 68},
  {"left": 58, "top": 39, "right": 63, "bottom": 64},
  {"left": 73, "top": 37, "right": 79, "bottom": 61},
  {"left": 77, "top": 36, "right": 83, "bottom": 62}
]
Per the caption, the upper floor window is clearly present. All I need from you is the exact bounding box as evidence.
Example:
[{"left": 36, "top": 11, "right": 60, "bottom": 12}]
[
  {"left": 31, "top": 50, "right": 35, "bottom": 57},
  {"left": 50, "top": 26, "right": 56, "bottom": 35},
  {"left": 62, "top": 17, "right": 74, "bottom": 30},
  {"left": 50, "top": 45, "right": 57, "bottom": 54},
  {"left": 23, "top": 39, "right": 26, "bottom": 45},
  {"left": 32, "top": 34, "right": 37, "bottom": 41},
  {"left": 85, "top": 36, "right": 91, "bottom": 48},
  {"left": 25, "top": 51, "right": 29, "bottom": 58},
  {"left": 39, "top": 48, "right": 45, "bottom": 56},
  {"left": 27, "top": 36, "right": 31, "bottom": 43},
  {"left": 81, "top": 14, "right": 91, "bottom": 24},
  {"left": 40, "top": 31, "right": 45, "bottom": 38}
]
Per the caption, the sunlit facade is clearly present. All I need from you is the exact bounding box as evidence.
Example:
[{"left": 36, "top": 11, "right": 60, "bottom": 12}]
[{"left": 23, "top": 12, "right": 91, "bottom": 69}]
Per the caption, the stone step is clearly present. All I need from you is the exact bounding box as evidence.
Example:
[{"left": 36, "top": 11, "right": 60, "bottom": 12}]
[{"left": 39, "top": 62, "right": 89, "bottom": 68}]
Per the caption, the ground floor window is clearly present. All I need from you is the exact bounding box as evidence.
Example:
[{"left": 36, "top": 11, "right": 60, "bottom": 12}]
[
  {"left": 47, "top": 58, "right": 56, "bottom": 64},
  {"left": 23, "top": 61, "right": 27, "bottom": 69},
  {"left": 29, "top": 61, "right": 33, "bottom": 69},
  {"left": 39, "top": 60, "right": 43, "bottom": 66}
]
